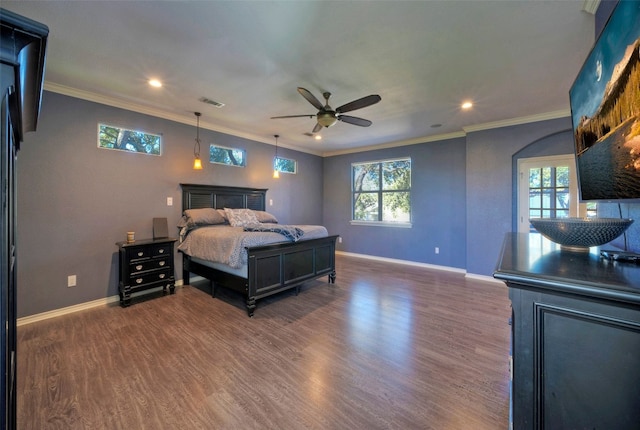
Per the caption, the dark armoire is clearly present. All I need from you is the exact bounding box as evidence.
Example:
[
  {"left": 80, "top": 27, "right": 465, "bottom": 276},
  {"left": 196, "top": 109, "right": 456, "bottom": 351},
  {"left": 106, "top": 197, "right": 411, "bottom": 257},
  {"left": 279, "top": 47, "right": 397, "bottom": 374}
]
[{"left": 1, "top": 9, "right": 48, "bottom": 429}]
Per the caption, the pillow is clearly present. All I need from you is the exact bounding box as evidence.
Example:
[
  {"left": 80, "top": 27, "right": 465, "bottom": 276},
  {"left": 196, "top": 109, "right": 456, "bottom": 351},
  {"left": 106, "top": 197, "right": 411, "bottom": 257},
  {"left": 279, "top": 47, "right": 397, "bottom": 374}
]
[
  {"left": 183, "top": 208, "right": 226, "bottom": 227},
  {"left": 224, "top": 208, "right": 259, "bottom": 227},
  {"left": 253, "top": 210, "right": 278, "bottom": 224}
]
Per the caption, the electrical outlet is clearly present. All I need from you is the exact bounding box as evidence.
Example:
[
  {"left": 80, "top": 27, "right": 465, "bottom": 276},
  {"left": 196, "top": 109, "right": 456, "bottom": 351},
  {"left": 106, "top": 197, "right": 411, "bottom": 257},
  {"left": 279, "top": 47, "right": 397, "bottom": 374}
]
[
  {"left": 269, "top": 199, "right": 273, "bottom": 206},
  {"left": 338, "top": 237, "right": 342, "bottom": 243},
  {"left": 435, "top": 247, "right": 440, "bottom": 254},
  {"left": 68, "top": 275, "right": 77, "bottom": 287},
  {"left": 167, "top": 197, "right": 173, "bottom": 206}
]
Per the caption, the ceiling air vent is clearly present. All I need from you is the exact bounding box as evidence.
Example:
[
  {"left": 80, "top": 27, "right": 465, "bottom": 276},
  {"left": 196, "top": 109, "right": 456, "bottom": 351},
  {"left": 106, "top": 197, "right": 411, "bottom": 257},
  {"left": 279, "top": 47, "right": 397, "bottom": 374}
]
[{"left": 199, "top": 97, "right": 225, "bottom": 108}]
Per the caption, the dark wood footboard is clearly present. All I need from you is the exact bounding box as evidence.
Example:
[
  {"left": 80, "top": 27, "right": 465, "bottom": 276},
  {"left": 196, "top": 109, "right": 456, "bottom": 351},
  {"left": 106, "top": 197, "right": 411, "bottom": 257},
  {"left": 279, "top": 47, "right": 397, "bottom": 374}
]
[{"left": 182, "top": 235, "right": 337, "bottom": 316}]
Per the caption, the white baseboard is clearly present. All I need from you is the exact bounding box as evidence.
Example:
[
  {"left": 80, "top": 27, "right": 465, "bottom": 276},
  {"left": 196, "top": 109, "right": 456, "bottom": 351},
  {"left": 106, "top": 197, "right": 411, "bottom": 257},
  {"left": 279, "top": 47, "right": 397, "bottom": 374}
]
[
  {"left": 18, "top": 258, "right": 502, "bottom": 326},
  {"left": 17, "top": 280, "right": 184, "bottom": 327},
  {"left": 336, "top": 251, "right": 504, "bottom": 284},
  {"left": 336, "top": 251, "right": 466, "bottom": 274}
]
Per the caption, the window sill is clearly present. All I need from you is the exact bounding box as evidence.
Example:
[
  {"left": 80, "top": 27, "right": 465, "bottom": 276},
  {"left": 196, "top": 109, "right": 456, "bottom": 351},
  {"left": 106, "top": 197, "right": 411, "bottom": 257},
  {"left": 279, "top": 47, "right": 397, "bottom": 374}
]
[{"left": 349, "top": 221, "right": 412, "bottom": 228}]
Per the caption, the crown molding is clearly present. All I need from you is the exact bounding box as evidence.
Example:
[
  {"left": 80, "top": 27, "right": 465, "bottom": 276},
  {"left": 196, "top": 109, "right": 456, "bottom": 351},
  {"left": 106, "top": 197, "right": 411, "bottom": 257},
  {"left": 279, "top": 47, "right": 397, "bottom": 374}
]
[
  {"left": 321, "top": 131, "right": 466, "bottom": 157},
  {"left": 45, "top": 81, "right": 571, "bottom": 158},
  {"left": 582, "top": 0, "right": 600, "bottom": 15},
  {"left": 462, "top": 109, "right": 570, "bottom": 133},
  {"left": 43, "top": 82, "right": 323, "bottom": 156}
]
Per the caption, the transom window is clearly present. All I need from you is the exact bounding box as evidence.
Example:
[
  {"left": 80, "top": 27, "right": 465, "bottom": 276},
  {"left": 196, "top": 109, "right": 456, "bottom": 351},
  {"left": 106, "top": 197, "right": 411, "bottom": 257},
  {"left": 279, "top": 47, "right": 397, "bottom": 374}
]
[
  {"left": 275, "top": 156, "right": 296, "bottom": 174},
  {"left": 209, "top": 144, "right": 246, "bottom": 167},
  {"left": 351, "top": 157, "right": 411, "bottom": 226},
  {"left": 98, "top": 124, "right": 161, "bottom": 155}
]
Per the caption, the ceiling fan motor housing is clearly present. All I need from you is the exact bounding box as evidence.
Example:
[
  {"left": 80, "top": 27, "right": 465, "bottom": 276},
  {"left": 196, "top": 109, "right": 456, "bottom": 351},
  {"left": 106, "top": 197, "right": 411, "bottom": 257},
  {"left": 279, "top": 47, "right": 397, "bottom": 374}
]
[{"left": 317, "top": 111, "right": 338, "bottom": 127}]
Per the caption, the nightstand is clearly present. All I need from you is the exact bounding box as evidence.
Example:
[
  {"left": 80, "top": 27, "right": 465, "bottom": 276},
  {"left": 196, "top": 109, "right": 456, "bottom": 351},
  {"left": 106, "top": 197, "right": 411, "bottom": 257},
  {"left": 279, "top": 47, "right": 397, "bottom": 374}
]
[{"left": 116, "top": 237, "right": 177, "bottom": 307}]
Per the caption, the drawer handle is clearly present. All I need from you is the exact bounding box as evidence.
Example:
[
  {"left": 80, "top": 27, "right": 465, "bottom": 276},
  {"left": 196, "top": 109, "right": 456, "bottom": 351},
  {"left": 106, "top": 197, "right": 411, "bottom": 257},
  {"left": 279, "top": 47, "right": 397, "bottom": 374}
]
[
  {"left": 135, "top": 278, "right": 143, "bottom": 284},
  {"left": 136, "top": 265, "right": 143, "bottom": 271},
  {"left": 159, "top": 261, "right": 165, "bottom": 267},
  {"left": 159, "top": 274, "right": 166, "bottom": 279},
  {"left": 137, "top": 251, "right": 144, "bottom": 257},
  {"left": 158, "top": 249, "right": 165, "bottom": 254}
]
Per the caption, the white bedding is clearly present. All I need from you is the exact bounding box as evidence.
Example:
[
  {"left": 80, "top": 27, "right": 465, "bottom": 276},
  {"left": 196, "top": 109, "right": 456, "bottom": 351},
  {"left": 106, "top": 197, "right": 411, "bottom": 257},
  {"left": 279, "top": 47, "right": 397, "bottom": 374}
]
[{"left": 177, "top": 224, "right": 329, "bottom": 269}]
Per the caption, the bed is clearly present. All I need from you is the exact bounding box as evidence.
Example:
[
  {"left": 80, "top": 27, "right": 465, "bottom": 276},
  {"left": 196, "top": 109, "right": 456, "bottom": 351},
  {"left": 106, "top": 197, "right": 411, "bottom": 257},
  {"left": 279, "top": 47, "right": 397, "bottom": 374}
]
[{"left": 178, "top": 184, "right": 338, "bottom": 316}]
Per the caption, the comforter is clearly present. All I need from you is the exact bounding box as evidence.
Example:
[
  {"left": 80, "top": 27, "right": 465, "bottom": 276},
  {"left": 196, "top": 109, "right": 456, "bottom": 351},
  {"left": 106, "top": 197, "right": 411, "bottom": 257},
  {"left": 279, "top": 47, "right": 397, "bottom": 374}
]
[{"left": 177, "top": 224, "right": 329, "bottom": 269}]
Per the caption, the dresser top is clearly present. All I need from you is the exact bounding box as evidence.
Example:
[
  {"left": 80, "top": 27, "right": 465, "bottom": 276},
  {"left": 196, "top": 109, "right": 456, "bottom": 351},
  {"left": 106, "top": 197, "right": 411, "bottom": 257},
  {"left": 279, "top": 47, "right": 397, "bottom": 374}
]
[{"left": 494, "top": 233, "right": 640, "bottom": 305}]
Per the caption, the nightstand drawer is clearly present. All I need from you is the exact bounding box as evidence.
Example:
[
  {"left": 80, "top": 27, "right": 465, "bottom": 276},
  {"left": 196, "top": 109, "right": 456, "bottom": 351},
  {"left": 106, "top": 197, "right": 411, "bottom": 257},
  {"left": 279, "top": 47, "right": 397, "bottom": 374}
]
[
  {"left": 130, "top": 268, "right": 173, "bottom": 287},
  {"left": 129, "top": 247, "right": 151, "bottom": 260},
  {"left": 153, "top": 243, "right": 172, "bottom": 257},
  {"left": 130, "top": 257, "right": 170, "bottom": 274}
]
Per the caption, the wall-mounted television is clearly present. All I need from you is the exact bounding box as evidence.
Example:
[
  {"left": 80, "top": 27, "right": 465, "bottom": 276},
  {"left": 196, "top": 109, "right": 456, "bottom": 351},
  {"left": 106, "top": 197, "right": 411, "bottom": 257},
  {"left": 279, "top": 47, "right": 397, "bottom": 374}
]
[{"left": 570, "top": 1, "right": 640, "bottom": 202}]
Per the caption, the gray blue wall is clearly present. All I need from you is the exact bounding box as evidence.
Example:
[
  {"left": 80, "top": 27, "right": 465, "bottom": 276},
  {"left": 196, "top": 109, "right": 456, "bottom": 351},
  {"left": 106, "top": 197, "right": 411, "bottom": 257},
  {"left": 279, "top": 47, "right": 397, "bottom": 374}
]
[
  {"left": 17, "top": 91, "right": 323, "bottom": 317},
  {"left": 323, "top": 137, "right": 467, "bottom": 269}
]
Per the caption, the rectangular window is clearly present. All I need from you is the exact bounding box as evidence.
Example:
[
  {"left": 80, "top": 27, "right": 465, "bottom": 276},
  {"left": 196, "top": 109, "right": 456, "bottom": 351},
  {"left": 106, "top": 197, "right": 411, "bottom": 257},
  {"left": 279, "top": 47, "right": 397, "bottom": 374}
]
[
  {"left": 352, "top": 157, "right": 411, "bottom": 226},
  {"left": 98, "top": 124, "right": 161, "bottom": 155},
  {"left": 275, "top": 156, "right": 296, "bottom": 174},
  {"left": 210, "top": 144, "right": 246, "bottom": 167}
]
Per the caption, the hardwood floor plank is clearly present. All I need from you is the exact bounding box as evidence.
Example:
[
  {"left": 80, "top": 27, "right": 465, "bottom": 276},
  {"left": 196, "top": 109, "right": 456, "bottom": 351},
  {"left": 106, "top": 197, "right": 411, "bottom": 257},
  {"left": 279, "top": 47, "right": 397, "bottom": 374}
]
[{"left": 17, "top": 255, "right": 510, "bottom": 429}]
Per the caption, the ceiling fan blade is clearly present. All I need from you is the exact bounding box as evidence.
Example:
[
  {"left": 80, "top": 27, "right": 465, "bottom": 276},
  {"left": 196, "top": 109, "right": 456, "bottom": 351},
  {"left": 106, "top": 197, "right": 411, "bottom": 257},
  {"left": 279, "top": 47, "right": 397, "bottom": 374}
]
[
  {"left": 297, "top": 87, "right": 325, "bottom": 111},
  {"left": 337, "top": 115, "right": 372, "bottom": 127},
  {"left": 312, "top": 122, "right": 323, "bottom": 133},
  {"left": 336, "top": 94, "right": 381, "bottom": 114},
  {"left": 271, "top": 114, "right": 315, "bottom": 119}
]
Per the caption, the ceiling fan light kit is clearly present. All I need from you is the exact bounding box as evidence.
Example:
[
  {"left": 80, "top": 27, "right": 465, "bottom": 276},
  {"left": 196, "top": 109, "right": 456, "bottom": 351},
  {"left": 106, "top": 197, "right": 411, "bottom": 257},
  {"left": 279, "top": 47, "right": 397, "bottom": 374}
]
[{"left": 271, "top": 87, "right": 381, "bottom": 135}]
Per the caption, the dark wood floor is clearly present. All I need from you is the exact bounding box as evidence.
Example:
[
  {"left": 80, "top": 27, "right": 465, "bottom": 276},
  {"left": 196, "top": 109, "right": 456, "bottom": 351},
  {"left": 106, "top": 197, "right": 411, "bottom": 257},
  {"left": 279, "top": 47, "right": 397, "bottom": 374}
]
[{"left": 17, "top": 254, "right": 511, "bottom": 429}]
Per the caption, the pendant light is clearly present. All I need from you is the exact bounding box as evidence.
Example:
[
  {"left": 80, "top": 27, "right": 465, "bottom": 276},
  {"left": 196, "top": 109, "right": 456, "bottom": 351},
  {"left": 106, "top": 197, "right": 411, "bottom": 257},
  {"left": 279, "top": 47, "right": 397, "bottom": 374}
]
[
  {"left": 193, "top": 112, "right": 203, "bottom": 170},
  {"left": 273, "top": 134, "right": 280, "bottom": 179}
]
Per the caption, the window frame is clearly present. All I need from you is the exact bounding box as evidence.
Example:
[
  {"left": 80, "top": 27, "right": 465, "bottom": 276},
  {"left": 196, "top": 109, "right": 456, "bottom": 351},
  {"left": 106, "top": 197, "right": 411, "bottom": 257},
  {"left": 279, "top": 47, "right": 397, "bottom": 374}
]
[
  {"left": 517, "top": 154, "right": 593, "bottom": 233},
  {"left": 350, "top": 157, "right": 412, "bottom": 228},
  {"left": 97, "top": 123, "right": 162, "bottom": 156},
  {"left": 274, "top": 156, "right": 297, "bottom": 175},
  {"left": 209, "top": 143, "right": 246, "bottom": 167}
]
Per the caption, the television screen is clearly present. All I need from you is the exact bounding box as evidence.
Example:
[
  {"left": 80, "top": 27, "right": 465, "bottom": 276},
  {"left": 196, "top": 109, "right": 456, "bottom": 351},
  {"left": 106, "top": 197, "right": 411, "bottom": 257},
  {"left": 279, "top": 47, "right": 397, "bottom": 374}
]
[{"left": 570, "top": 1, "right": 640, "bottom": 201}]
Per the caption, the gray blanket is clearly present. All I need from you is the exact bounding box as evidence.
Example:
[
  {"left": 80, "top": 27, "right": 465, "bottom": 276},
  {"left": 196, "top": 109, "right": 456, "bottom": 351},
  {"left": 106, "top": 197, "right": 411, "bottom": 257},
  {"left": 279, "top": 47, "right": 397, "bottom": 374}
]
[{"left": 243, "top": 223, "right": 304, "bottom": 241}]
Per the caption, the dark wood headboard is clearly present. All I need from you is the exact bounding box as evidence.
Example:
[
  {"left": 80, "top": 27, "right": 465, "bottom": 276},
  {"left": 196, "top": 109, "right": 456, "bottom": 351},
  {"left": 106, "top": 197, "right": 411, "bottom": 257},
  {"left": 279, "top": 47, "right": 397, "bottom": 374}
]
[{"left": 180, "top": 184, "right": 267, "bottom": 212}]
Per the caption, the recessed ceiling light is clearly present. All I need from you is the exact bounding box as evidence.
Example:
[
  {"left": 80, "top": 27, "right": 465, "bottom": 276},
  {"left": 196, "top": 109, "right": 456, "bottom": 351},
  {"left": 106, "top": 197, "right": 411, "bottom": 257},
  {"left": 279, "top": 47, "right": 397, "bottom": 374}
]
[
  {"left": 314, "top": 134, "right": 322, "bottom": 140},
  {"left": 461, "top": 101, "right": 473, "bottom": 109},
  {"left": 148, "top": 79, "right": 162, "bottom": 88}
]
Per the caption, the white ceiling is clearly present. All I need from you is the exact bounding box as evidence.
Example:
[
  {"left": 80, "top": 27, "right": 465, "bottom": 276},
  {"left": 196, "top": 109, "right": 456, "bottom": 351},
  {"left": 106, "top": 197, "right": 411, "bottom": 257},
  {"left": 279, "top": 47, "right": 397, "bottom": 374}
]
[{"left": 2, "top": 1, "right": 596, "bottom": 156}]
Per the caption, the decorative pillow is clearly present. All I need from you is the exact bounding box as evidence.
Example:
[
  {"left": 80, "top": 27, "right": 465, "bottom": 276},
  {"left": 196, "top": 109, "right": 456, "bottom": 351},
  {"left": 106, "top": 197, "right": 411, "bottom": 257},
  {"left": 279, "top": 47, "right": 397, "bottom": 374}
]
[
  {"left": 224, "top": 208, "right": 259, "bottom": 227},
  {"left": 253, "top": 210, "right": 278, "bottom": 224},
  {"left": 183, "top": 208, "right": 226, "bottom": 227}
]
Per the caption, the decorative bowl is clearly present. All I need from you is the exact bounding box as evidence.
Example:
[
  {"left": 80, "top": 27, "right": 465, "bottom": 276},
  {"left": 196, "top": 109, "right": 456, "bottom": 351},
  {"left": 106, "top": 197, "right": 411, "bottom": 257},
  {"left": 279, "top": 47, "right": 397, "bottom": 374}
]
[{"left": 529, "top": 217, "right": 634, "bottom": 251}]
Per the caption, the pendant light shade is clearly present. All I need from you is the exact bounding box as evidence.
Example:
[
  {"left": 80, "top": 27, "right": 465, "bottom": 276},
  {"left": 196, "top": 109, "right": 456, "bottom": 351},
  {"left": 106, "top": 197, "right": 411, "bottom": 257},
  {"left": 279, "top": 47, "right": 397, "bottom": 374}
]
[
  {"left": 273, "top": 134, "right": 280, "bottom": 179},
  {"left": 193, "top": 112, "right": 203, "bottom": 170}
]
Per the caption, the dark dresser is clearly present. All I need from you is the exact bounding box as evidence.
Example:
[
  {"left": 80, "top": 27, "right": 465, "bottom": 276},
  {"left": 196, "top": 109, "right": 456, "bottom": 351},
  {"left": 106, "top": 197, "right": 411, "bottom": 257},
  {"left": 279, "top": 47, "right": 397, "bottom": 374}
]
[
  {"left": 116, "top": 238, "right": 177, "bottom": 306},
  {"left": 494, "top": 232, "right": 640, "bottom": 430}
]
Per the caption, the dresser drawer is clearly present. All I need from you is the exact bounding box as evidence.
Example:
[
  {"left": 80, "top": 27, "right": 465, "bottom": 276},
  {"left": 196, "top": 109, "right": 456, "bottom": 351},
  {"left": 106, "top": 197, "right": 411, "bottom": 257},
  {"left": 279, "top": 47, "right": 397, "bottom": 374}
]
[
  {"left": 129, "top": 268, "right": 173, "bottom": 287},
  {"left": 129, "top": 257, "right": 171, "bottom": 274}
]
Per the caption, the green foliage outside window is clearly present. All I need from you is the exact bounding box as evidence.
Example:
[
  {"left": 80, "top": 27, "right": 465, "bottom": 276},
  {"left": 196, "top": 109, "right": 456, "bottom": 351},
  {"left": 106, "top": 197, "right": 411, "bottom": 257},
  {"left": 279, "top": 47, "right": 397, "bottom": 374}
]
[
  {"left": 528, "top": 166, "right": 570, "bottom": 219},
  {"left": 98, "top": 124, "right": 161, "bottom": 155},
  {"left": 352, "top": 158, "right": 411, "bottom": 223},
  {"left": 210, "top": 145, "right": 246, "bottom": 167},
  {"left": 275, "top": 156, "right": 296, "bottom": 174}
]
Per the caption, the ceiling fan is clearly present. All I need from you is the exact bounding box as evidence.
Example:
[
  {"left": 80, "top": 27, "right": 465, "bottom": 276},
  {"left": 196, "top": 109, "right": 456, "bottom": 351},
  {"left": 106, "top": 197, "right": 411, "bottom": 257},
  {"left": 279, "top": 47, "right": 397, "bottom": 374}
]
[{"left": 271, "top": 87, "right": 381, "bottom": 134}]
